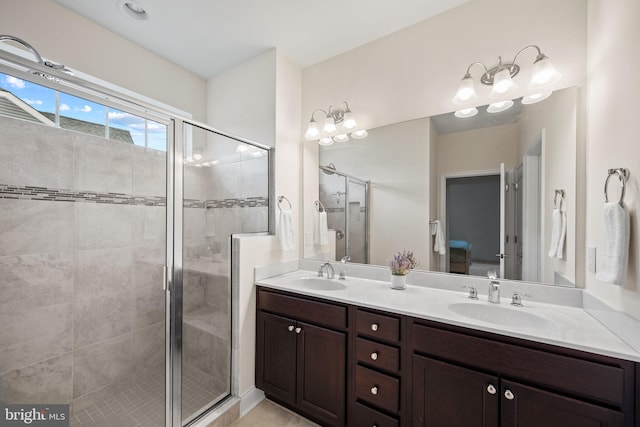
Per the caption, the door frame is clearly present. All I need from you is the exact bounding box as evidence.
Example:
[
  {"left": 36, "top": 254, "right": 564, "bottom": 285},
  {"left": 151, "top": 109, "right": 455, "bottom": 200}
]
[{"left": 439, "top": 168, "right": 500, "bottom": 273}]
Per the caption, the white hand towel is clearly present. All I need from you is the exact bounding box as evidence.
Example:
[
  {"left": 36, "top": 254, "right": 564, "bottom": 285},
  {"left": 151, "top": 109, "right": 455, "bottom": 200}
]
[
  {"left": 596, "top": 202, "right": 630, "bottom": 285},
  {"left": 548, "top": 208, "right": 566, "bottom": 258},
  {"left": 314, "top": 211, "right": 328, "bottom": 245},
  {"left": 432, "top": 220, "right": 446, "bottom": 255},
  {"left": 277, "top": 208, "right": 295, "bottom": 251}
]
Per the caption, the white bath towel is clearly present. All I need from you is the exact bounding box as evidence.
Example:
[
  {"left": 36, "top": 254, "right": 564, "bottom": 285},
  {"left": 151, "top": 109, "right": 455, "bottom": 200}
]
[
  {"left": 548, "top": 208, "right": 566, "bottom": 259},
  {"left": 314, "top": 211, "right": 329, "bottom": 246},
  {"left": 431, "top": 220, "right": 446, "bottom": 255},
  {"left": 596, "top": 202, "right": 630, "bottom": 285},
  {"left": 277, "top": 208, "right": 295, "bottom": 251}
]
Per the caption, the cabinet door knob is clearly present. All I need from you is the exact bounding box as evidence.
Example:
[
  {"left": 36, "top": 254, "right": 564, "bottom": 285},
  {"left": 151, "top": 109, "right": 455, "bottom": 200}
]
[
  {"left": 370, "top": 386, "right": 378, "bottom": 395},
  {"left": 504, "top": 389, "right": 515, "bottom": 400},
  {"left": 370, "top": 352, "right": 378, "bottom": 361},
  {"left": 370, "top": 323, "right": 379, "bottom": 332},
  {"left": 288, "top": 325, "right": 294, "bottom": 332},
  {"left": 295, "top": 327, "right": 302, "bottom": 334},
  {"left": 487, "top": 384, "right": 496, "bottom": 395}
]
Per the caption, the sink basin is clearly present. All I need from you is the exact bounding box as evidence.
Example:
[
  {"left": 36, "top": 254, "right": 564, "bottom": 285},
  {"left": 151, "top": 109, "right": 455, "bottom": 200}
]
[
  {"left": 290, "top": 277, "right": 346, "bottom": 291},
  {"left": 448, "top": 302, "right": 554, "bottom": 329}
]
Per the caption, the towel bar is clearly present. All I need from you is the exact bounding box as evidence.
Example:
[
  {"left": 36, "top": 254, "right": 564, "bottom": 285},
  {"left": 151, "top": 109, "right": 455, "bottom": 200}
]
[
  {"left": 604, "top": 168, "right": 629, "bottom": 205},
  {"left": 277, "top": 195, "right": 292, "bottom": 211}
]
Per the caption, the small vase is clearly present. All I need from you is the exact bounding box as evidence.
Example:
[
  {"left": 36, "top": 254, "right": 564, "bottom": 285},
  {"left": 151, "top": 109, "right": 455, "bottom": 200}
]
[{"left": 390, "top": 274, "right": 407, "bottom": 290}]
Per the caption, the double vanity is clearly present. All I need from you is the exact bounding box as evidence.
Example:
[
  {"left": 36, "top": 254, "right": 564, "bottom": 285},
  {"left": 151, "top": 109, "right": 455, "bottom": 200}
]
[{"left": 255, "top": 262, "right": 639, "bottom": 427}]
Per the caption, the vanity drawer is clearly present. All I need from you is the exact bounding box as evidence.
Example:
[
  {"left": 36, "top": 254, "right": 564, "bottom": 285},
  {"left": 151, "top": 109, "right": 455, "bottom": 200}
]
[
  {"left": 356, "top": 337, "right": 400, "bottom": 374},
  {"left": 353, "top": 402, "right": 398, "bottom": 427},
  {"left": 412, "top": 323, "right": 627, "bottom": 408},
  {"left": 355, "top": 365, "right": 400, "bottom": 413},
  {"left": 356, "top": 309, "right": 400, "bottom": 343},
  {"left": 257, "top": 288, "right": 347, "bottom": 330}
]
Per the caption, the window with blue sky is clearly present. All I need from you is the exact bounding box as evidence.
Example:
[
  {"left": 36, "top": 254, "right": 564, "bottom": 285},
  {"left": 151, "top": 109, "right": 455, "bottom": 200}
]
[{"left": 0, "top": 72, "right": 166, "bottom": 151}]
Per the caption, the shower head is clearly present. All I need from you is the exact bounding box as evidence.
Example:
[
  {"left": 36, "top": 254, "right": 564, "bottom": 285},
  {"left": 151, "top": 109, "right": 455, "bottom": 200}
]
[{"left": 321, "top": 163, "right": 336, "bottom": 175}]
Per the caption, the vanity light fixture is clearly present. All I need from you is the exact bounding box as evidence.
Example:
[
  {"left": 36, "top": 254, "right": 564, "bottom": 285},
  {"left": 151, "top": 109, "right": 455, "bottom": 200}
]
[
  {"left": 522, "top": 91, "right": 552, "bottom": 105},
  {"left": 452, "top": 45, "right": 562, "bottom": 105},
  {"left": 304, "top": 101, "right": 367, "bottom": 144}
]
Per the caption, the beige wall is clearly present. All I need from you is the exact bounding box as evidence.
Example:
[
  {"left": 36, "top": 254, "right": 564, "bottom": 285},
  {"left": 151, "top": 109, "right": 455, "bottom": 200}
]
[
  {"left": 302, "top": 0, "right": 587, "bottom": 131},
  {"left": 206, "top": 49, "right": 302, "bottom": 397},
  {"left": 586, "top": 0, "right": 640, "bottom": 318},
  {"left": 0, "top": 0, "right": 207, "bottom": 121},
  {"left": 517, "top": 88, "right": 578, "bottom": 284}
]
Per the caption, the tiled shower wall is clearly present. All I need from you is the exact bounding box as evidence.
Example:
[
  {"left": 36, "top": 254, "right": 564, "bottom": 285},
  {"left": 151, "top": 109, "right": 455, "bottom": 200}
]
[
  {"left": 0, "top": 116, "right": 269, "bottom": 413},
  {"left": 0, "top": 115, "right": 168, "bottom": 409}
]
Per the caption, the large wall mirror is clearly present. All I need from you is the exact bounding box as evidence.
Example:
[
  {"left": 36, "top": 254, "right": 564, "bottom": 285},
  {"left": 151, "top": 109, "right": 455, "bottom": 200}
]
[{"left": 304, "top": 86, "right": 579, "bottom": 287}]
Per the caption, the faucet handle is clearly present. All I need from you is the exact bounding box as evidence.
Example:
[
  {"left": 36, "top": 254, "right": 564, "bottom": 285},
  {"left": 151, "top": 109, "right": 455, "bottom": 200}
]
[
  {"left": 341, "top": 256, "right": 351, "bottom": 264},
  {"left": 462, "top": 286, "right": 478, "bottom": 300},
  {"left": 511, "top": 291, "right": 532, "bottom": 307},
  {"left": 317, "top": 267, "right": 324, "bottom": 277}
]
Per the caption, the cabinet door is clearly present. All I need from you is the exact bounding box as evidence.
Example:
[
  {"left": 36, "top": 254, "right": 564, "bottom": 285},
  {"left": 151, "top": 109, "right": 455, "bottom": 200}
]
[
  {"left": 412, "top": 355, "right": 499, "bottom": 427},
  {"left": 296, "top": 321, "right": 346, "bottom": 426},
  {"left": 501, "top": 380, "right": 624, "bottom": 427},
  {"left": 256, "top": 311, "right": 297, "bottom": 406}
]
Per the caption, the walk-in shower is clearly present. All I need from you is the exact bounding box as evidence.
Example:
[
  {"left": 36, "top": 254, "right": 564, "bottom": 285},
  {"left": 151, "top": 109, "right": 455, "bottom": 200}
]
[
  {"left": 318, "top": 164, "right": 369, "bottom": 264},
  {"left": 0, "top": 37, "right": 271, "bottom": 427}
]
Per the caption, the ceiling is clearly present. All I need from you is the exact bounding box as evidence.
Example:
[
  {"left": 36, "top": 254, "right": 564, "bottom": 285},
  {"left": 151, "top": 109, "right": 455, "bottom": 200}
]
[{"left": 51, "top": 0, "right": 469, "bottom": 79}]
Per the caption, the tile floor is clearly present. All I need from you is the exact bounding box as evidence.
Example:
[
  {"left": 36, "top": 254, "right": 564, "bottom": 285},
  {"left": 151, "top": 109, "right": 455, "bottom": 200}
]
[
  {"left": 70, "top": 371, "right": 226, "bottom": 427},
  {"left": 230, "top": 400, "right": 318, "bottom": 427}
]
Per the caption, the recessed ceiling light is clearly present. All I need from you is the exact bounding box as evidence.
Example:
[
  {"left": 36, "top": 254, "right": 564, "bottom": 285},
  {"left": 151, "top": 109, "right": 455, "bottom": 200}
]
[{"left": 119, "top": 0, "right": 148, "bottom": 20}]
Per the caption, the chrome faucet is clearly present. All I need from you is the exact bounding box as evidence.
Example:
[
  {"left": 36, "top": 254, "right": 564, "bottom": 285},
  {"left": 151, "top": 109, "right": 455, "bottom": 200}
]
[
  {"left": 318, "top": 262, "right": 335, "bottom": 279},
  {"left": 488, "top": 280, "right": 500, "bottom": 303}
]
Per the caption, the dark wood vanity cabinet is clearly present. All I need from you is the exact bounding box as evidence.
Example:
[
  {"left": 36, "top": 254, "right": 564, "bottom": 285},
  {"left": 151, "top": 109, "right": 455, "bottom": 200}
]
[
  {"left": 410, "top": 320, "right": 635, "bottom": 427},
  {"left": 256, "top": 287, "right": 638, "bottom": 427},
  {"left": 256, "top": 287, "right": 347, "bottom": 426}
]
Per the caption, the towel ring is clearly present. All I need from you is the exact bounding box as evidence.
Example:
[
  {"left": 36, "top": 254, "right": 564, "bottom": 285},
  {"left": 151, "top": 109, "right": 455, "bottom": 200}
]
[
  {"left": 604, "top": 168, "right": 629, "bottom": 205},
  {"left": 314, "top": 200, "right": 325, "bottom": 213},
  {"left": 553, "top": 189, "right": 565, "bottom": 209},
  {"left": 277, "top": 195, "right": 292, "bottom": 211}
]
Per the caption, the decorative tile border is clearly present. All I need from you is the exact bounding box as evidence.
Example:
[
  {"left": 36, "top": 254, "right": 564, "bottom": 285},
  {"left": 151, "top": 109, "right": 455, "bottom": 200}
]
[{"left": 0, "top": 184, "right": 268, "bottom": 209}]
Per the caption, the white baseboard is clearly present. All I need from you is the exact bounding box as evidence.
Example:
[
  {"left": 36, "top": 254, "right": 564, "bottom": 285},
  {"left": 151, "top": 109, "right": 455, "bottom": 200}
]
[{"left": 240, "top": 387, "right": 265, "bottom": 417}]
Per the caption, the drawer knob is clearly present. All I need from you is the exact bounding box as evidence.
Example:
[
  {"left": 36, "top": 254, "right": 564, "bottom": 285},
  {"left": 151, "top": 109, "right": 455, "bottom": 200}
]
[
  {"left": 295, "top": 327, "right": 302, "bottom": 334},
  {"left": 370, "top": 386, "right": 378, "bottom": 395},
  {"left": 287, "top": 325, "right": 294, "bottom": 332},
  {"left": 370, "top": 323, "right": 379, "bottom": 332},
  {"left": 370, "top": 352, "right": 378, "bottom": 361},
  {"left": 504, "top": 389, "right": 515, "bottom": 400},
  {"left": 487, "top": 384, "right": 496, "bottom": 395}
]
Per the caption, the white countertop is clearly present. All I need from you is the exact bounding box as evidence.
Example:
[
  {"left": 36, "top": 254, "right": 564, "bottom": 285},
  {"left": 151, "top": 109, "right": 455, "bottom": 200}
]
[{"left": 256, "top": 269, "right": 640, "bottom": 363}]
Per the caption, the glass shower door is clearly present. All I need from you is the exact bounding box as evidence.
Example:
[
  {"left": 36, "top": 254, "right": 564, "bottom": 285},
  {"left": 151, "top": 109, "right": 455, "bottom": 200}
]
[{"left": 180, "top": 123, "right": 269, "bottom": 424}]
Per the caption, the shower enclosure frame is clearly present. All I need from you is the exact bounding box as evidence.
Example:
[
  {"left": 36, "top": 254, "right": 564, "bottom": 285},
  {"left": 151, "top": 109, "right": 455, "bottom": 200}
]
[
  {"left": 319, "top": 165, "right": 370, "bottom": 264},
  {"left": 0, "top": 45, "right": 273, "bottom": 427}
]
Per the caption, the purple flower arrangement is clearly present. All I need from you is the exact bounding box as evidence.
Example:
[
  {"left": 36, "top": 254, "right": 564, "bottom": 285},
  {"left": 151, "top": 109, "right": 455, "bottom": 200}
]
[{"left": 389, "top": 250, "right": 419, "bottom": 276}]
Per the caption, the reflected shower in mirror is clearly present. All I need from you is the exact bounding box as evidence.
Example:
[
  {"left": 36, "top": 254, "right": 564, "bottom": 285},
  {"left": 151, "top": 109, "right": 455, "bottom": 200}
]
[{"left": 305, "top": 86, "right": 578, "bottom": 287}]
